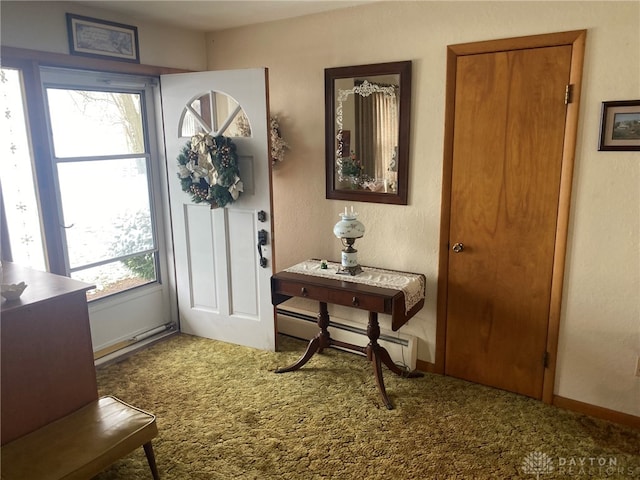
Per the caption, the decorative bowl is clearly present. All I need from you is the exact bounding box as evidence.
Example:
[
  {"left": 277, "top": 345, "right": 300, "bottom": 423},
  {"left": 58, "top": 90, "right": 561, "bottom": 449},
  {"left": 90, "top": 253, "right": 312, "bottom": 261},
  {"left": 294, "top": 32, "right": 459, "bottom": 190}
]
[{"left": 1, "top": 282, "right": 28, "bottom": 301}]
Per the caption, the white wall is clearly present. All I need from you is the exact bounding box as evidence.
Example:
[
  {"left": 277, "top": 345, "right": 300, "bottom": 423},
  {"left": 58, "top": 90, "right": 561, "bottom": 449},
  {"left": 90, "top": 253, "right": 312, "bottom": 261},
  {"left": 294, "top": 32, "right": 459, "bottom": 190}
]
[
  {"left": 1, "top": 0, "right": 638, "bottom": 417},
  {"left": 205, "top": 1, "right": 640, "bottom": 417}
]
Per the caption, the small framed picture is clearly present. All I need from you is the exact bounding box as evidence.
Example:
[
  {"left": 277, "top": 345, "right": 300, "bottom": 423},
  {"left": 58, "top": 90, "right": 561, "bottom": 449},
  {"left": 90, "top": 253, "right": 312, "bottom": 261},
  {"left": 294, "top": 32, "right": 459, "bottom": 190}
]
[
  {"left": 598, "top": 100, "right": 640, "bottom": 151},
  {"left": 66, "top": 13, "right": 140, "bottom": 63}
]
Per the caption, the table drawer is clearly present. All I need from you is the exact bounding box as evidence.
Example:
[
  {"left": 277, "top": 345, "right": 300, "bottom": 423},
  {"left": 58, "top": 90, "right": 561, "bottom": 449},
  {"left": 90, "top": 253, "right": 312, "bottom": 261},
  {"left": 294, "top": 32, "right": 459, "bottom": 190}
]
[
  {"left": 275, "top": 280, "right": 329, "bottom": 302},
  {"left": 328, "top": 289, "right": 386, "bottom": 312}
]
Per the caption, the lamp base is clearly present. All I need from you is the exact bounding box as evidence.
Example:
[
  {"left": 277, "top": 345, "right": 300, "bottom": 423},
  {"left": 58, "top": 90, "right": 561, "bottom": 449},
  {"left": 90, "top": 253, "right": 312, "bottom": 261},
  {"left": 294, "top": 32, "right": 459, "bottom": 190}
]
[{"left": 336, "top": 264, "right": 363, "bottom": 276}]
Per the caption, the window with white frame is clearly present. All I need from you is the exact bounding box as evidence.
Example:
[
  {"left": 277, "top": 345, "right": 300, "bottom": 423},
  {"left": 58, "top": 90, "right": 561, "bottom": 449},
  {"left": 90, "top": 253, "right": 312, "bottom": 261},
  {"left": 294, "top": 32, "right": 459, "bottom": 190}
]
[{"left": 1, "top": 65, "right": 165, "bottom": 300}]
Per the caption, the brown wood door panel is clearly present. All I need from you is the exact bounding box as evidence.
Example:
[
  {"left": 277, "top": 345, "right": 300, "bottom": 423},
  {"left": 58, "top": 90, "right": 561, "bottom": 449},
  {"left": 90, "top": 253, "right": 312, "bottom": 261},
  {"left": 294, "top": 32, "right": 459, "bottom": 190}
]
[{"left": 445, "top": 45, "right": 572, "bottom": 399}]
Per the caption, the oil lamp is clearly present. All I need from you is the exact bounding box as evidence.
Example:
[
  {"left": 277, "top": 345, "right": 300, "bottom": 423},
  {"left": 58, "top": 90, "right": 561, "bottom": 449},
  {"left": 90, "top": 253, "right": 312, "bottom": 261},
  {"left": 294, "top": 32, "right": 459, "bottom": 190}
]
[{"left": 333, "top": 206, "right": 365, "bottom": 276}]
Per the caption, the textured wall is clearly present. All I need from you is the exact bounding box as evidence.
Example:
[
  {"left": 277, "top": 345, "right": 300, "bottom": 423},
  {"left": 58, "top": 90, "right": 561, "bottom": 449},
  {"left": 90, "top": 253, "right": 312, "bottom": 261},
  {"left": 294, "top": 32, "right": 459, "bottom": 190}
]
[{"left": 205, "top": 1, "right": 640, "bottom": 416}]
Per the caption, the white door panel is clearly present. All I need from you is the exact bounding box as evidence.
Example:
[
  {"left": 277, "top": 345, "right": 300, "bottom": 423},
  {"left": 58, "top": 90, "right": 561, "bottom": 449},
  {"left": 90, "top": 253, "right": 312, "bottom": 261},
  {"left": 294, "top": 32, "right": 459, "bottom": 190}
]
[
  {"left": 161, "top": 68, "right": 275, "bottom": 351},
  {"left": 184, "top": 204, "right": 218, "bottom": 311}
]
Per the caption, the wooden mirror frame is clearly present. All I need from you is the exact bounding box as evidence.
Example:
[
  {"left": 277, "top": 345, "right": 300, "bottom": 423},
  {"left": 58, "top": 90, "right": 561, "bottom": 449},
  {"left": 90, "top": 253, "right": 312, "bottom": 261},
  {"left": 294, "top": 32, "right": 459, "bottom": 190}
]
[{"left": 325, "top": 61, "right": 412, "bottom": 205}]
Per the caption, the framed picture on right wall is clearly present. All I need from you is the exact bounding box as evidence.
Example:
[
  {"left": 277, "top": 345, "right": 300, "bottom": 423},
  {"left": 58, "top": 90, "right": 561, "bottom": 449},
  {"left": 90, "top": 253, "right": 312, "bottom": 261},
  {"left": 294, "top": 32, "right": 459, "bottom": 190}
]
[{"left": 598, "top": 100, "right": 640, "bottom": 151}]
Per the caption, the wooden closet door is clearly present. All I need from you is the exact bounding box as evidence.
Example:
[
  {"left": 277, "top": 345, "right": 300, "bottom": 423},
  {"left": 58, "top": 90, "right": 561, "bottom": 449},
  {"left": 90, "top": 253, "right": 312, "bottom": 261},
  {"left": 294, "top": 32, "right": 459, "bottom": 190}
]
[{"left": 444, "top": 45, "right": 572, "bottom": 399}]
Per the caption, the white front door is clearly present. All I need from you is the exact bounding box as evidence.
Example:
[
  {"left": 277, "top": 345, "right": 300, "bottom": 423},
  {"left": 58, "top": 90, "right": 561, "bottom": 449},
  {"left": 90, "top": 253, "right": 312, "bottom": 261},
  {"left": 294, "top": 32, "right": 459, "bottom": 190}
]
[{"left": 161, "top": 69, "right": 275, "bottom": 351}]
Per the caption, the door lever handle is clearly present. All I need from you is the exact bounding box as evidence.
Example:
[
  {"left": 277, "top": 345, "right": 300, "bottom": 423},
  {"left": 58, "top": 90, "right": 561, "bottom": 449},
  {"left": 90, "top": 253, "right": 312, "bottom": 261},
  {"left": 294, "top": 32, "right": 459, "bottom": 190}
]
[{"left": 257, "top": 229, "right": 268, "bottom": 268}]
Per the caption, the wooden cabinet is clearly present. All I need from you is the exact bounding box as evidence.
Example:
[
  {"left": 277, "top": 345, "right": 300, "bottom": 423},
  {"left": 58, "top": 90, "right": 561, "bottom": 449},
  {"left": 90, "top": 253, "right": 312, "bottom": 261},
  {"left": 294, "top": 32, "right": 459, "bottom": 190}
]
[{"left": 1, "top": 263, "right": 96, "bottom": 445}]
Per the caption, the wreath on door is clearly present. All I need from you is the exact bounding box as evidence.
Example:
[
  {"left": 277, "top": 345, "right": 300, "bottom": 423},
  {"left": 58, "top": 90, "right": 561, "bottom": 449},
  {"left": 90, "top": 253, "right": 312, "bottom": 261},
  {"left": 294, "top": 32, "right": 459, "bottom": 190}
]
[{"left": 176, "top": 133, "right": 243, "bottom": 209}]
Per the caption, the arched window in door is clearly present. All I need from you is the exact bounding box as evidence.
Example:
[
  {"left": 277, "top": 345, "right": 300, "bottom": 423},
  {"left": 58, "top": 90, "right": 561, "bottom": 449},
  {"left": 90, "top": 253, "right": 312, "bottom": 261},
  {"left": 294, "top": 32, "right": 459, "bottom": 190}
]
[{"left": 179, "top": 91, "right": 251, "bottom": 138}]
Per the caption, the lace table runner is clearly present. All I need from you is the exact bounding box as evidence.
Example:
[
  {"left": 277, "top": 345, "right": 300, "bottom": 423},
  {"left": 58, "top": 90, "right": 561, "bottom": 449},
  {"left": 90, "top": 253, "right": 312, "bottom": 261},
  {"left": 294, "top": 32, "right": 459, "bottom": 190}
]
[{"left": 284, "top": 260, "right": 425, "bottom": 313}]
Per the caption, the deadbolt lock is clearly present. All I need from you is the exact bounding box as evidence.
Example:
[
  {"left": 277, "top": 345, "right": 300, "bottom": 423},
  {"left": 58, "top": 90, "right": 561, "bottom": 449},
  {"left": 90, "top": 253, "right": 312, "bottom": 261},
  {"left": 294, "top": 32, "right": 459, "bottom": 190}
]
[{"left": 452, "top": 242, "right": 465, "bottom": 253}]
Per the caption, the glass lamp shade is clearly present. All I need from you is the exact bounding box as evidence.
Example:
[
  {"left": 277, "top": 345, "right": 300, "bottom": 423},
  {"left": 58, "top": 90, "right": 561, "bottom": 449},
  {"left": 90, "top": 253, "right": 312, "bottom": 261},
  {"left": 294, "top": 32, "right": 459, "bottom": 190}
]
[{"left": 333, "top": 212, "right": 365, "bottom": 240}]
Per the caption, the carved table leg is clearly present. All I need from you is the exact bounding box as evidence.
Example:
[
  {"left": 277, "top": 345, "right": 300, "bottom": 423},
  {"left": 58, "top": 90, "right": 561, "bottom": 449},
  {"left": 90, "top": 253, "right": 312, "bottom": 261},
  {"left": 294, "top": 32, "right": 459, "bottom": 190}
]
[
  {"left": 315, "top": 302, "right": 331, "bottom": 354},
  {"left": 365, "top": 311, "right": 423, "bottom": 409},
  {"left": 275, "top": 302, "right": 331, "bottom": 373}
]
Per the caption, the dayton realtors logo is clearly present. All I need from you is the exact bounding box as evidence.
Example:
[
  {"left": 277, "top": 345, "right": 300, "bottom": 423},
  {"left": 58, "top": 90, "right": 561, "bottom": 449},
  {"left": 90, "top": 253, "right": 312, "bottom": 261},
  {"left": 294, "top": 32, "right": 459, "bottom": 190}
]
[
  {"left": 522, "top": 451, "right": 640, "bottom": 478},
  {"left": 522, "top": 451, "right": 554, "bottom": 479}
]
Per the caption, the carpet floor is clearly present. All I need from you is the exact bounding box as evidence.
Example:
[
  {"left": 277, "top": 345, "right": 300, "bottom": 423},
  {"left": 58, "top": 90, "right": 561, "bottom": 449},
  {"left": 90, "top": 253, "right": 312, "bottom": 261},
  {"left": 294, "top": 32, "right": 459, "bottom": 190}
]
[{"left": 94, "top": 333, "right": 639, "bottom": 479}]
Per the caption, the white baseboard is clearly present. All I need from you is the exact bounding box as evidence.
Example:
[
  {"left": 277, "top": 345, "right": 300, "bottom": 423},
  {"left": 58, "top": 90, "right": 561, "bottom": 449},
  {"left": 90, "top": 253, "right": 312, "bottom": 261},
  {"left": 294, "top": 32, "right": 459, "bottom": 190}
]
[{"left": 277, "top": 307, "right": 417, "bottom": 371}]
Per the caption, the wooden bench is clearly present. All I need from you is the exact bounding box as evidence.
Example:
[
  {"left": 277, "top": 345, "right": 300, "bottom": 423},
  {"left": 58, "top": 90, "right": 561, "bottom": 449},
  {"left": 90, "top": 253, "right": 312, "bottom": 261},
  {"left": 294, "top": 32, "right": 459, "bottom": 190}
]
[{"left": 1, "top": 396, "right": 159, "bottom": 480}]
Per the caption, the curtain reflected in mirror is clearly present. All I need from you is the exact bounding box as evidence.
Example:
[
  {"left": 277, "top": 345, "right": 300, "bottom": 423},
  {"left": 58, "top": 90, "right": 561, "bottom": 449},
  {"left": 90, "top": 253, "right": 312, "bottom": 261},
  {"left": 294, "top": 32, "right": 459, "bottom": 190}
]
[
  {"left": 355, "top": 81, "right": 399, "bottom": 191},
  {"left": 326, "top": 61, "right": 411, "bottom": 205}
]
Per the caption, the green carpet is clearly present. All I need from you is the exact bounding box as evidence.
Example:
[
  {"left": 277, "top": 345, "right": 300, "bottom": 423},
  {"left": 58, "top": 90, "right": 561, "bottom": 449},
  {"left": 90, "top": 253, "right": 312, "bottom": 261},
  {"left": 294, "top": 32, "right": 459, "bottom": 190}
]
[{"left": 94, "top": 334, "right": 639, "bottom": 479}]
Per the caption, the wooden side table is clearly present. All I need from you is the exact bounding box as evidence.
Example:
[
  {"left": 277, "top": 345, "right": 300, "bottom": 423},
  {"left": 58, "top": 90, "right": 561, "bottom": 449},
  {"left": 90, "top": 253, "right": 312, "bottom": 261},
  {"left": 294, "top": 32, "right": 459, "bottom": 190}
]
[{"left": 271, "top": 261, "right": 425, "bottom": 409}]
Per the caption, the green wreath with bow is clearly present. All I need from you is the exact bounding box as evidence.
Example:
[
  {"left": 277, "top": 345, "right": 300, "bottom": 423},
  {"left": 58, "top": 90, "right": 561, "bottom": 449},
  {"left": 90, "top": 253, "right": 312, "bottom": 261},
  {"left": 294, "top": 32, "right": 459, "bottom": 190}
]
[{"left": 176, "top": 133, "right": 243, "bottom": 209}]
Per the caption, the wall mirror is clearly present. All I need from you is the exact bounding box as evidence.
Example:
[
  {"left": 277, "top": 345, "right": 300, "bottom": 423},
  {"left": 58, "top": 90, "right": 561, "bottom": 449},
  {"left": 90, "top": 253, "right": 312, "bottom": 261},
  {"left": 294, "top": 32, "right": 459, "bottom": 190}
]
[{"left": 325, "top": 61, "right": 411, "bottom": 205}]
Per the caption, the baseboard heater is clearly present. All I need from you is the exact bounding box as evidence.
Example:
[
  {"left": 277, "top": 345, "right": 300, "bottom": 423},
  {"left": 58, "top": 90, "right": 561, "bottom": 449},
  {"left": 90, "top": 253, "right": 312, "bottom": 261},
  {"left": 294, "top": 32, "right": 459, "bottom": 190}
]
[
  {"left": 276, "top": 307, "right": 417, "bottom": 371},
  {"left": 94, "top": 323, "right": 176, "bottom": 362},
  {"left": 131, "top": 323, "right": 176, "bottom": 342}
]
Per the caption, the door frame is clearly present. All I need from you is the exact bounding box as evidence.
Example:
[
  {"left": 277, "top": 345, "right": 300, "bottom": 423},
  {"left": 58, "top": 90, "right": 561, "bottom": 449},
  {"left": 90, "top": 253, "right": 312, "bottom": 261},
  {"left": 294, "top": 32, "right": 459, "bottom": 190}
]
[{"left": 435, "top": 30, "right": 587, "bottom": 403}]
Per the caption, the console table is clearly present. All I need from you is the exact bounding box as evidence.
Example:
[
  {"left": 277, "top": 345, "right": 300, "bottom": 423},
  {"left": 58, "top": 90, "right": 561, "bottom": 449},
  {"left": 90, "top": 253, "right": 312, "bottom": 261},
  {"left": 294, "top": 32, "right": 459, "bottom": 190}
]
[{"left": 271, "top": 260, "right": 426, "bottom": 409}]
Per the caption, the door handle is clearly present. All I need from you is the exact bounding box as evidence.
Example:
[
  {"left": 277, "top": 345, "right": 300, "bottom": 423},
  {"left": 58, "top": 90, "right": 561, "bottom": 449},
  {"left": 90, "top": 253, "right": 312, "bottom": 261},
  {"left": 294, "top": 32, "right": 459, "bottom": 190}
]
[
  {"left": 257, "top": 229, "right": 268, "bottom": 268},
  {"left": 452, "top": 242, "right": 464, "bottom": 253}
]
